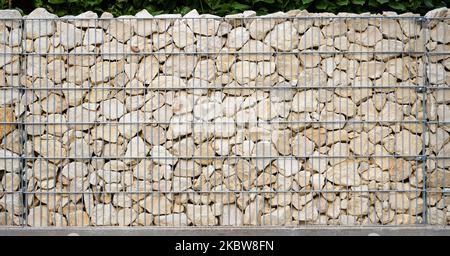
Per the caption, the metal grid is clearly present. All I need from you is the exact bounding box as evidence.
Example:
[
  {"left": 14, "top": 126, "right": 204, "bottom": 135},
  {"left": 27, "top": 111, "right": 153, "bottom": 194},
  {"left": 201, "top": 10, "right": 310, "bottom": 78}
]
[{"left": 0, "top": 12, "right": 449, "bottom": 227}]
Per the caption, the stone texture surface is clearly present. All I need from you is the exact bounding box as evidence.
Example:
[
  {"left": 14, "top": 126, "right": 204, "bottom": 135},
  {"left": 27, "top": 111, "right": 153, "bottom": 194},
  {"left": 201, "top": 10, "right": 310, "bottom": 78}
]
[{"left": 0, "top": 7, "right": 449, "bottom": 227}]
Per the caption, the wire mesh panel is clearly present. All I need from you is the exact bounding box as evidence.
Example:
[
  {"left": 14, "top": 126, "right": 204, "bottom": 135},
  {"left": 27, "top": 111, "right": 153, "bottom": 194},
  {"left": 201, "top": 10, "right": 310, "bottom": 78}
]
[
  {"left": 0, "top": 8, "right": 449, "bottom": 227},
  {"left": 0, "top": 15, "right": 24, "bottom": 226},
  {"left": 426, "top": 14, "right": 450, "bottom": 226}
]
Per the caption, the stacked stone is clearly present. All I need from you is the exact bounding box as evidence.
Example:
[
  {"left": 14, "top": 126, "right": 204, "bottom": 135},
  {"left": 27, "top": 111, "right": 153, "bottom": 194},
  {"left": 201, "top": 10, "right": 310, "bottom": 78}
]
[
  {"left": 425, "top": 7, "right": 450, "bottom": 225},
  {"left": 0, "top": 10, "right": 24, "bottom": 226},
  {"left": 0, "top": 7, "right": 448, "bottom": 226}
]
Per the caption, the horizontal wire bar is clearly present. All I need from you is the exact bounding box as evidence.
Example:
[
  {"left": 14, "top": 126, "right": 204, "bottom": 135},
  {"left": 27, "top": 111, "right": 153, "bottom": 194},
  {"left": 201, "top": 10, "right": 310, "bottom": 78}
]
[
  {"left": 14, "top": 51, "right": 434, "bottom": 56},
  {"left": 11, "top": 120, "right": 426, "bottom": 125},
  {"left": 0, "top": 16, "right": 429, "bottom": 20},
  {"left": 12, "top": 85, "right": 427, "bottom": 90},
  {"left": 5, "top": 189, "right": 436, "bottom": 194},
  {"left": 427, "top": 121, "right": 450, "bottom": 124},
  {"left": 1, "top": 155, "right": 426, "bottom": 160}
]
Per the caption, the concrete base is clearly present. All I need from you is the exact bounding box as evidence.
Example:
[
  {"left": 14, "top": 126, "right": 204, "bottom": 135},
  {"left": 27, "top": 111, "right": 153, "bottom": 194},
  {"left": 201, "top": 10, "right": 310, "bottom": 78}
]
[{"left": 0, "top": 226, "right": 449, "bottom": 236}]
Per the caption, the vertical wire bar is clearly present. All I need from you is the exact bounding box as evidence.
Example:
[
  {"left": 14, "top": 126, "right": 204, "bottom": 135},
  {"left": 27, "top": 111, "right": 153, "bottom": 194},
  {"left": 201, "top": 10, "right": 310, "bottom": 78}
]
[
  {"left": 420, "top": 16, "right": 429, "bottom": 224},
  {"left": 84, "top": 17, "right": 89, "bottom": 227},
  {"left": 400, "top": 16, "right": 406, "bottom": 225},
  {"left": 39, "top": 17, "right": 43, "bottom": 228},
  {"left": 178, "top": 15, "right": 182, "bottom": 228},
  {"left": 411, "top": 16, "right": 420, "bottom": 225},
  {"left": 159, "top": 18, "right": 164, "bottom": 226},
  {"left": 50, "top": 18, "right": 55, "bottom": 227},
  {"left": 441, "top": 15, "right": 448, "bottom": 227},
  {"left": 284, "top": 16, "right": 289, "bottom": 226},
  {"left": 193, "top": 16, "right": 197, "bottom": 226},
  {"left": 142, "top": 12, "right": 147, "bottom": 227},
  {"left": 160, "top": 17, "right": 164, "bottom": 225},
  {"left": 18, "top": 16, "right": 26, "bottom": 227},
  {"left": 399, "top": 15, "right": 404, "bottom": 224}
]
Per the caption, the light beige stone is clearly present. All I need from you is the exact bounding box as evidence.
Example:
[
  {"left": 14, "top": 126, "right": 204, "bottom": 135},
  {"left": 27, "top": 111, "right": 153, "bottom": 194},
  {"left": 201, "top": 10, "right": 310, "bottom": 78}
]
[
  {"left": 261, "top": 206, "right": 292, "bottom": 226},
  {"left": 394, "top": 130, "right": 423, "bottom": 156},
  {"left": 230, "top": 61, "right": 258, "bottom": 84},
  {"left": 170, "top": 20, "right": 195, "bottom": 48},
  {"left": 252, "top": 141, "right": 278, "bottom": 171},
  {"left": 139, "top": 194, "right": 173, "bottom": 215},
  {"left": 275, "top": 157, "right": 301, "bottom": 176},
  {"left": 276, "top": 54, "right": 300, "bottom": 81},
  {"left": 238, "top": 40, "right": 272, "bottom": 61},
  {"left": 324, "top": 160, "right": 361, "bottom": 186},
  {"left": 291, "top": 90, "right": 318, "bottom": 112},
  {"left": 291, "top": 134, "right": 315, "bottom": 157},
  {"left": 299, "top": 27, "right": 324, "bottom": 50},
  {"left": 89, "top": 204, "right": 118, "bottom": 226},
  {"left": 186, "top": 204, "right": 216, "bottom": 226},
  {"left": 264, "top": 21, "right": 298, "bottom": 51},
  {"left": 248, "top": 18, "right": 276, "bottom": 40}
]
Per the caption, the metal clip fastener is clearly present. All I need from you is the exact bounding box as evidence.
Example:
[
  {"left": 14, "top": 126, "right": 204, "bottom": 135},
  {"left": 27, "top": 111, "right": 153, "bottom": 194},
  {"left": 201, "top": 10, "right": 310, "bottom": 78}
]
[
  {"left": 416, "top": 86, "right": 427, "bottom": 93},
  {"left": 415, "top": 155, "right": 427, "bottom": 162}
]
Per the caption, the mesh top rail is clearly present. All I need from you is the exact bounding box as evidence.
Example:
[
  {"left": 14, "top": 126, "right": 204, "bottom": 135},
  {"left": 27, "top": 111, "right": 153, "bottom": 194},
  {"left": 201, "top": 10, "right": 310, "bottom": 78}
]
[{"left": 0, "top": 7, "right": 449, "bottom": 227}]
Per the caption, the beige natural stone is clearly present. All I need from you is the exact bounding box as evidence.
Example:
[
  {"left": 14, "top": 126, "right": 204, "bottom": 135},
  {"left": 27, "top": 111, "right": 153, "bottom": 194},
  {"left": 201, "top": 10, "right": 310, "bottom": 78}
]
[
  {"left": 374, "top": 40, "right": 404, "bottom": 60},
  {"left": 186, "top": 204, "right": 216, "bottom": 226},
  {"left": 136, "top": 56, "right": 160, "bottom": 83},
  {"left": 220, "top": 205, "right": 243, "bottom": 226},
  {"left": 123, "top": 136, "right": 149, "bottom": 163},
  {"left": 139, "top": 194, "right": 173, "bottom": 215},
  {"left": 186, "top": 13, "right": 220, "bottom": 36},
  {"left": 227, "top": 27, "right": 250, "bottom": 49},
  {"left": 67, "top": 210, "right": 90, "bottom": 226},
  {"left": 347, "top": 196, "right": 370, "bottom": 216},
  {"left": 164, "top": 54, "right": 198, "bottom": 78},
  {"left": 291, "top": 134, "right": 315, "bottom": 157},
  {"left": 25, "top": 8, "right": 57, "bottom": 39},
  {"left": 275, "top": 157, "right": 301, "bottom": 176},
  {"left": 107, "top": 20, "right": 133, "bottom": 43},
  {"left": 291, "top": 90, "right": 318, "bottom": 112},
  {"left": 170, "top": 20, "right": 195, "bottom": 48},
  {"left": 33, "top": 136, "right": 67, "bottom": 164},
  {"left": 252, "top": 141, "right": 278, "bottom": 171},
  {"left": 320, "top": 111, "right": 346, "bottom": 130},
  {"left": 299, "top": 27, "right": 324, "bottom": 50},
  {"left": 100, "top": 99, "right": 126, "bottom": 120},
  {"left": 230, "top": 61, "right": 258, "bottom": 84},
  {"left": 394, "top": 130, "right": 423, "bottom": 156},
  {"left": 261, "top": 206, "right": 292, "bottom": 226},
  {"left": 27, "top": 206, "right": 50, "bottom": 227},
  {"left": 89, "top": 204, "right": 118, "bottom": 226},
  {"left": 276, "top": 54, "right": 300, "bottom": 81},
  {"left": 430, "top": 22, "right": 450, "bottom": 44},
  {"left": 0, "top": 107, "right": 15, "bottom": 139},
  {"left": 264, "top": 21, "right": 298, "bottom": 51},
  {"left": 349, "top": 26, "right": 382, "bottom": 47},
  {"left": 389, "top": 158, "right": 413, "bottom": 182},
  {"left": 295, "top": 203, "right": 319, "bottom": 222},
  {"left": 154, "top": 213, "right": 188, "bottom": 226},
  {"left": 358, "top": 61, "right": 385, "bottom": 79},
  {"left": 248, "top": 18, "right": 276, "bottom": 40},
  {"left": 238, "top": 40, "right": 272, "bottom": 61},
  {"left": 324, "top": 160, "right": 361, "bottom": 186}
]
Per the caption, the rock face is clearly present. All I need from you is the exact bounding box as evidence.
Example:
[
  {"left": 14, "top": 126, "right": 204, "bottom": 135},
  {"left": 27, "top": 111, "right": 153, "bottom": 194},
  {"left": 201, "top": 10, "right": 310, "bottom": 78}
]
[{"left": 0, "top": 7, "right": 449, "bottom": 227}]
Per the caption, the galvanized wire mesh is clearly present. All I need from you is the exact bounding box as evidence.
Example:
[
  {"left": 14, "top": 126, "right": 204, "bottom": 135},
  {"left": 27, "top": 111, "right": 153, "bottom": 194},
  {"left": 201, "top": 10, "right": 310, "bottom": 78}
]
[{"left": 0, "top": 10, "right": 449, "bottom": 227}]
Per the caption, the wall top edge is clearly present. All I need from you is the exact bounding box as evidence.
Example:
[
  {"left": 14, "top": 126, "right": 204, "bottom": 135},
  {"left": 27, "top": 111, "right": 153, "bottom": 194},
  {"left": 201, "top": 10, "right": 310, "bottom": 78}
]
[{"left": 0, "top": 7, "right": 448, "bottom": 20}]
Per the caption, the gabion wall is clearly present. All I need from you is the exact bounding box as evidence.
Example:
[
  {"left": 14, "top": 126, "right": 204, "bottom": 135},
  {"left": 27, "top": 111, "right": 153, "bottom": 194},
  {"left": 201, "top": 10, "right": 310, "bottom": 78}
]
[{"left": 0, "top": 7, "right": 449, "bottom": 227}]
